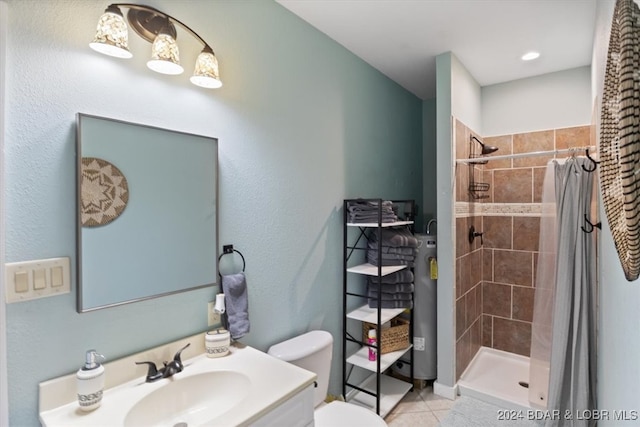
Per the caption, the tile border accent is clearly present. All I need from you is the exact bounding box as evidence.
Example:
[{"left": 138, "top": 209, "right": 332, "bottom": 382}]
[{"left": 455, "top": 202, "right": 544, "bottom": 217}]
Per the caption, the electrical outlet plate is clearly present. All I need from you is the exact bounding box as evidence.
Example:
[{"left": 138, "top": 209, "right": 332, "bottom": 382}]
[{"left": 207, "top": 301, "right": 221, "bottom": 326}]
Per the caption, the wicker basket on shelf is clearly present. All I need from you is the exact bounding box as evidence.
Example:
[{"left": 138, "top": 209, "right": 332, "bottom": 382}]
[{"left": 362, "top": 318, "right": 410, "bottom": 354}]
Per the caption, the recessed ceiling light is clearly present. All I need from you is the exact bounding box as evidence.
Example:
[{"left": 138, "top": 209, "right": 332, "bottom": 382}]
[{"left": 521, "top": 51, "right": 540, "bottom": 61}]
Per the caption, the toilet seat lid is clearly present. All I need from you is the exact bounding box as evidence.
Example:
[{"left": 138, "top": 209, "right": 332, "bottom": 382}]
[{"left": 315, "top": 401, "right": 387, "bottom": 427}]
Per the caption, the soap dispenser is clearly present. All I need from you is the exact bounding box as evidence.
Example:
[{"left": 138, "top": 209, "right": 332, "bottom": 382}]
[{"left": 76, "top": 349, "right": 105, "bottom": 411}]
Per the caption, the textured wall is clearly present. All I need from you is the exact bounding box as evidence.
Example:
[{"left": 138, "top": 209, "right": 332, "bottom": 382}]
[
  {"left": 435, "top": 52, "right": 482, "bottom": 391},
  {"left": 3, "top": 1, "right": 422, "bottom": 424},
  {"left": 422, "top": 98, "right": 437, "bottom": 228},
  {"left": 482, "top": 66, "right": 592, "bottom": 137},
  {"left": 0, "top": 2, "right": 8, "bottom": 425}
]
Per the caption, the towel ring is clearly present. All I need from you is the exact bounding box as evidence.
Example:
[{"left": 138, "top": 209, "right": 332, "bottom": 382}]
[{"left": 218, "top": 244, "right": 246, "bottom": 275}]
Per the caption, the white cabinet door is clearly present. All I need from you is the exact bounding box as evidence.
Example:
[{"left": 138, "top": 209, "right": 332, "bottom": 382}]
[{"left": 250, "top": 384, "right": 315, "bottom": 427}]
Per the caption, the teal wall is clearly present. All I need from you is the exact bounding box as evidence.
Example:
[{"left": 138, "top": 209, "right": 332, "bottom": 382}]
[
  {"left": 0, "top": 2, "right": 8, "bottom": 424},
  {"left": 434, "top": 52, "right": 455, "bottom": 390},
  {"left": 3, "top": 1, "right": 422, "bottom": 424},
  {"left": 421, "top": 98, "right": 437, "bottom": 229},
  {"left": 434, "top": 51, "right": 483, "bottom": 392}
]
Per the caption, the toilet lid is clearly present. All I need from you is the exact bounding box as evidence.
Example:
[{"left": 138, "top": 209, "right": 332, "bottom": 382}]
[{"left": 315, "top": 401, "right": 387, "bottom": 427}]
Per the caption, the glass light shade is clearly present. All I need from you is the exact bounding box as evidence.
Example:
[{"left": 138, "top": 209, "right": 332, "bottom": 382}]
[
  {"left": 190, "top": 51, "right": 222, "bottom": 89},
  {"left": 89, "top": 9, "right": 132, "bottom": 59},
  {"left": 147, "top": 33, "right": 183, "bottom": 75}
]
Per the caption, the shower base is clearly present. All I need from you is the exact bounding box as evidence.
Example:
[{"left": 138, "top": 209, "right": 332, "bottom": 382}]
[{"left": 457, "top": 346, "right": 532, "bottom": 410}]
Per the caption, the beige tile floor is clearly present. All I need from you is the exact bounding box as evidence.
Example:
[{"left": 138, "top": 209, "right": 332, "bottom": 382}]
[{"left": 385, "top": 384, "right": 454, "bottom": 427}]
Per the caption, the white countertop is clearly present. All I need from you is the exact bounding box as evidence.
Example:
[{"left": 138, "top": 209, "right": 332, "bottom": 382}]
[{"left": 39, "top": 344, "right": 316, "bottom": 427}]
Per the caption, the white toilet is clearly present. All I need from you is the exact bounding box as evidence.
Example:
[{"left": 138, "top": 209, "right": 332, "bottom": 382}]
[{"left": 267, "top": 330, "right": 388, "bottom": 427}]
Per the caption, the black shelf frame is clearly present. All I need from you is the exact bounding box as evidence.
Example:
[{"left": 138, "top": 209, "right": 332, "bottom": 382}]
[{"left": 341, "top": 198, "right": 416, "bottom": 416}]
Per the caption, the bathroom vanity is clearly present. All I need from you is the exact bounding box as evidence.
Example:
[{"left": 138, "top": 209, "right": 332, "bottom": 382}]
[{"left": 39, "top": 334, "right": 316, "bottom": 426}]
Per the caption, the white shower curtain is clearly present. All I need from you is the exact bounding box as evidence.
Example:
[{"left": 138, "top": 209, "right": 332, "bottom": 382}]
[
  {"left": 528, "top": 161, "right": 557, "bottom": 409},
  {"left": 529, "top": 157, "right": 597, "bottom": 426}
]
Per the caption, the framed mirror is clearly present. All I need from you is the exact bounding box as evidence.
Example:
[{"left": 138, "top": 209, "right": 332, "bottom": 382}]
[{"left": 76, "top": 114, "right": 218, "bottom": 312}]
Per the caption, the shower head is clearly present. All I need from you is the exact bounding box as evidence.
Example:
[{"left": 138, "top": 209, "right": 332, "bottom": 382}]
[
  {"left": 481, "top": 144, "right": 499, "bottom": 155},
  {"left": 471, "top": 135, "right": 499, "bottom": 155}
]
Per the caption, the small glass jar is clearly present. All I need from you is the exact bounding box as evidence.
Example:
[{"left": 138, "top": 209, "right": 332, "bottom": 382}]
[{"left": 205, "top": 329, "right": 230, "bottom": 358}]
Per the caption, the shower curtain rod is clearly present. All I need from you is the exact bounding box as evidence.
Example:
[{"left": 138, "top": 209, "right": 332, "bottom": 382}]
[{"left": 456, "top": 146, "right": 597, "bottom": 164}]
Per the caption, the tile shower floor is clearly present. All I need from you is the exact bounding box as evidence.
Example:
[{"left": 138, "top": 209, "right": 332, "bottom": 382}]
[{"left": 385, "top": 384, "right": 453, "bottom": 427}]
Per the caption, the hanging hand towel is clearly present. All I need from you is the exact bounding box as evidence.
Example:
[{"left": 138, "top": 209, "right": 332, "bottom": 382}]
[{"left": 222, "top": 272, "right": 250, "bottom": 339}]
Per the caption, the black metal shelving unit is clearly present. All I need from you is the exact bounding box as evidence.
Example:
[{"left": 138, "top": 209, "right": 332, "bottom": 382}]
[{"left": 342, "top": 198, "right": 415, "bottom": 417}]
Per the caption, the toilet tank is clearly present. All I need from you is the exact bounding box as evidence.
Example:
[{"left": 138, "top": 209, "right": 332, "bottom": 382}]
[{"left": 267, "top": 330, "right": 333, "bottom": 408}]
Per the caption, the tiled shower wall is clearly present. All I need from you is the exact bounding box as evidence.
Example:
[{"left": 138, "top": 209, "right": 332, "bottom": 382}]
[
  {"left": 454, "top": 119, "right": 483, "bottom": 380},
  {"left": 454, "top": 118, "right": 593, "bottom": 380}
]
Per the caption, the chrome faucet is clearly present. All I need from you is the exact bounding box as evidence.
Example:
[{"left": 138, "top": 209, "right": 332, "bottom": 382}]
[{"left": 135, "top": 343, "right": 190, "bottom": 382}]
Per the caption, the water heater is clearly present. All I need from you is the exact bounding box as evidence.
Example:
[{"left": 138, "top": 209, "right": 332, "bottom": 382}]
[{"left": 393, "top": 233, "right": 437, "bottom": 380}]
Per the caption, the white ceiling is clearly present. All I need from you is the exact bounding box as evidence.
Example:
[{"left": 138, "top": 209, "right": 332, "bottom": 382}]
[{"left": 276, "top": 0, "right": 598, "bottom": 100}]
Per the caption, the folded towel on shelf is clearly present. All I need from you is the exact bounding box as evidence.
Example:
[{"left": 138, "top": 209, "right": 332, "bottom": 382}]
[
  {"left": 370, "top": 228, "right": 419, "bottom": 248},
  {"left": 367, "top": 251, "right": 416, "bottom": 262},
  {"left": 368, "top": 299, "right": 413, "bottom": 309},
  {"left": 367, "top": 241, "right": 418, "bottom": 255},
  {"left": 367, "top": 289, "right": 413, "bottom": 301},
  {"left": 347, "top": 200, "right": 398, "bottom": 223},
  {"left": 368, "top": 270, "right": 414, "bottom": 284},
  {"left": 222, "top": 272, "right": 250, "bottom": 339},
  {"left": 366, "top": 281, "right": 414, "bottom": 293},
  {"left": 366, "top": 252, "right": 416, "bottom": 267},
  {"left": 349, "top": 213, "right": 397, "bottom": 223},
  {"left": 347, "top": 200, "right": 393, "bottom": 212}
]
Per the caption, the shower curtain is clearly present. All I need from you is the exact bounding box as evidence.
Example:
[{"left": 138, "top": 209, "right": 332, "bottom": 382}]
[{"left": 529, "top": 157, "right": 597, "bottom": 426}]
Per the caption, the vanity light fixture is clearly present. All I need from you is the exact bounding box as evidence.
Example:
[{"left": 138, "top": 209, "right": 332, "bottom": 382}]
[
  {"left": 90, "top": 3, "right": 222, "bottom": 89},
  {"left": 521, "top": 51, "right": 540, "bottom": 61}
]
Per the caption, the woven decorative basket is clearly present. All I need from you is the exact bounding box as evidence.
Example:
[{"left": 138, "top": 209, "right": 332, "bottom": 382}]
[
  {"left": 598, "top": 0, "right": 640, "bottom": 281},
  {"left": 362, "top": 318, "right": 410, "bottom": 354},
  {"left": 81, "top": 157, "right": 129, "bottom": 227}
]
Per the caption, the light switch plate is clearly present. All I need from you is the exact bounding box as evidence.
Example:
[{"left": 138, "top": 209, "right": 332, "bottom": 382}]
[
  {"left": 5, "top": 257, "right": 71, "bottom": 303},
  {"left": 14, "top": 271, "right": 29, "bottom": 293},
  {"left": 33, "top": 268, "right": 46, "bottom": 290},
  {"left": 51, "top": 266, "right": 64, "bottom": 287}
]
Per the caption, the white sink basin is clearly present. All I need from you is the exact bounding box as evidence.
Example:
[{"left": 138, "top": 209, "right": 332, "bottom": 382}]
[
  {"left": 40, "top": 344, "right": 317, "bottom": 427},
  {"left": 124, "top": 371, "right": 251, "bottom": 427}
]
